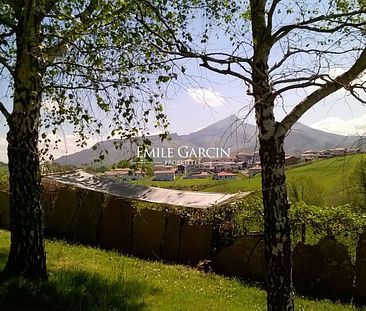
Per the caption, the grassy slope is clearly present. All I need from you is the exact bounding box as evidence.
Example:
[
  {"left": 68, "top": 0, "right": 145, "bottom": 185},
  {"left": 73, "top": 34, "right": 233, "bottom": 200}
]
[
  {"left": 0, "top": 230, "right": 362, "bottom": 311},
  {"left": 135, "top": 154, "right": 365, "bottom": 204}
]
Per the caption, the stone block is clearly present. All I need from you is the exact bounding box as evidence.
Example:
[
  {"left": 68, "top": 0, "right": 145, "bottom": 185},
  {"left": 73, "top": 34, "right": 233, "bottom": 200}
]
[
  {"left": 99, "top": 196, "right": 133, "bottom": 253},
  {"left": 42, "top": 190, "right": 54, "bottom": 231},
  {"left": 0, "top": 191, "right": 9, "bottom": 227},
  {"left": 70, "top": 189, "right": 104, "bottom": 244},
  {"left": 179, "top": 223, "right": 212, "bottom": 264},
  {"left": 293, "top": 237, "right": 353, "bottom": 301},
  {"left": 212, "top": 236, "right": 265, "bottom": 282},
  {"left": 133, "top": 209, "right": 165, "bottom": 258},
  {"left": 52, "top": 186, "right": 79, "bottom": 237},
  {"left": 161, "top": 213, "right": 181, "bottom": 261},
  {"left": 355, "top": 231, "right": 366, "bottom": 305}
]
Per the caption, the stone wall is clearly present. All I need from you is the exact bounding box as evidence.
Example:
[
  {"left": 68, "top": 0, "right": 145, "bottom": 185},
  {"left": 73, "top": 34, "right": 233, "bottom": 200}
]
[
  {"left": 293, "top": 238, "right": 353, "bottom": 301},
  {"left": 355, "top": 231, "right": 366, "bottom": 305},
  {"left": 0, "top": 191, "right": 9, "bottom": 228},
  {"left": 2, "top": 186, "right": 366, "bottom": 304},
  {"left": 0, "top": 186, "right": 213, "bottom": 264}
]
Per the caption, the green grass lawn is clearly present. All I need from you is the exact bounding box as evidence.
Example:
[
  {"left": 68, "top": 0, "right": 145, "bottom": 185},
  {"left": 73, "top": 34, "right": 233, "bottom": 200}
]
[{"left": 0, "top": 230, "right": 363, "bottom": 311}]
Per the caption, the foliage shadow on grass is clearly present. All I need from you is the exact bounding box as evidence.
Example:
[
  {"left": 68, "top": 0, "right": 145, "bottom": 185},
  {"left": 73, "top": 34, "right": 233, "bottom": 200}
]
[{"left": 0, "top": 266, "right": 159, "bottom": 311}]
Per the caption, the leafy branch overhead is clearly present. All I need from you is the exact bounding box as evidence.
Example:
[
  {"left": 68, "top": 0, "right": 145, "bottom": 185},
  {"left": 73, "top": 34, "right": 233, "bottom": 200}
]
[
  {"left": 135, "top": 0, "right": 366, "bottom": 133},
  {"left": 0, "top": 0, "right": 177, "bottom": 160}
]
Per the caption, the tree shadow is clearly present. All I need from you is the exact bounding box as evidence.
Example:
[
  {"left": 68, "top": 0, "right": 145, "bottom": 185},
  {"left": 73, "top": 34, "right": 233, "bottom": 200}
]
[{"left": 0, "top": 265, "right": 160, "bottom": 311}]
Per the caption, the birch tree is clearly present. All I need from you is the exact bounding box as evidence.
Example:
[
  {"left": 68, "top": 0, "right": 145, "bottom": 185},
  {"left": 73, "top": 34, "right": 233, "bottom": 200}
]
[
  {"left": 134, "top": 0, "right": 366, "bottom": 309},
  {"left": 0, "top": 0, "right": 171, "bottom": 280}
]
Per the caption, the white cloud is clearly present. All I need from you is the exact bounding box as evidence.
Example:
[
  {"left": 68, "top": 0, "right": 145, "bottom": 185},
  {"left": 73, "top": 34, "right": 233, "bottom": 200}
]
[
  {"left": 311, "top": 115, "right": 366, "bottom": 136},
  {"left": 187, "top": 88, "right": 226, "bottom": 107}
]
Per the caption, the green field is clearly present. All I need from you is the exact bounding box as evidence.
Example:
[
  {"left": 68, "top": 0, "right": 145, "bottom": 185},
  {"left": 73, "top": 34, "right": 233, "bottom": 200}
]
[
  {"left": 133, "top": 173, "right": 261, "bottom": 192},
  {"left": 0, "top": 229, "right": 362, "bottom": 311},
  {"left": 135, "top": 154, "right": 366, "bottom": 205}
]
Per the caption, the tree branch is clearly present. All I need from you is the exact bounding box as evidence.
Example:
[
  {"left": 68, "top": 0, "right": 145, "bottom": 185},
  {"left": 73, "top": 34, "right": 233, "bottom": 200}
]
[
  {"left": 277, "top": 48, "right": 366, "bottom": 136},
  {"left": 270, "top": 47, "right": 360, "bottom": 73},
  {"left": 44, "top": 0, "right": 98, "bottom": 62},
  {"left": 273, "top": 81, "right": 325, "bottom": 95},
  {"left": 0, "top": 101, "right": 10, "bottom": 121},
  {"left": 272, "top": 9, "right": 366, "bottom": 43},
  {"left": 0, "top": 14, "right": 16, "bottom": 30},
  {"left": 3, "top": 0, "right": 23, "bottom": 16},
  {"left": 200, "top": 61, "right": 254, "bottom": 85},
  {"left": 267, "top": 0, "right": 281, "bottom": 32},
  {"left": 289, "top": 21, "right": 366, "bottom": 34},
  {"left": 0, "top": 55, "right": 14, "bottom": 77}
]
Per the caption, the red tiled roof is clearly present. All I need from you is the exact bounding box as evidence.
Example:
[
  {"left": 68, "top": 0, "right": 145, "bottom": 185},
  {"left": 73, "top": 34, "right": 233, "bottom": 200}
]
[{"left": 216, "top": 171, "right": 236, "bottom": 176}]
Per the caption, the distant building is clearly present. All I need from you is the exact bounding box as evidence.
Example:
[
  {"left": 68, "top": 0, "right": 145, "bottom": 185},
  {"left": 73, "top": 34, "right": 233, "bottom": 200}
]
[
  {"left": 236, "top": 161, "right": 247, "bottom": 169},
  {"left": 105, "top": 168, "right": 144, "bottom": 181},
  {"left": 154, "top": 170, "right": 175, "bottom": 181},
  {"left": 300, "top": 150, "right": 320, "bottom": 161},
  {"left": 213, "top": 171, "right": 236, "bottom": 180},
  {"left": 186, "top": 172, "right": 210, "bottom": 179},
  {"left": 235, "top": 152, "right": 260, "bottom": 166},
  {"left": 154, "top": 165, "right": 174, "bottom": 171},
  {"left": 285, "top": 156, "right": 300, "bottom": 166},
  {"left": 248, "top": 165, "right": 262, "bottom": 177},
  {"left": 329, "top": 148, "right": 347, "bottom": 156},
  {"left": 300, "top": 147, "right": 361, "bottom": 161},
  {"left": 201, "top": 162, "right": 216, "bottom": 172},
  {"left": 176, "top": 165, "right": 185, "bottom": 175},
  {"left": 318, "top": 150, "right": 332, "bottom": 159}
]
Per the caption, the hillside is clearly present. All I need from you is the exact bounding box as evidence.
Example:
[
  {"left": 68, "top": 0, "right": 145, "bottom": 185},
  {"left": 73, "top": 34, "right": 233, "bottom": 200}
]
[
  {"left": 137, "top": 154, "right": 366, "bottom": 206},
  {"left": 56, "top": 115, "right": 363, "bottom": 166}
]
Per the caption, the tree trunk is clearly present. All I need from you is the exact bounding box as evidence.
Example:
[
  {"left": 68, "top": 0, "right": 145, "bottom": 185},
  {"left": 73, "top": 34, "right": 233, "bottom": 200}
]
[
  {"left": 1, "top": 2, "right": 47, "bottom": 281},
  {"left": 259, "top": 135, "right": 293, "bottom": 311},
  {"left": 3, "top": 110, "right": 47, "bottom": 281}
]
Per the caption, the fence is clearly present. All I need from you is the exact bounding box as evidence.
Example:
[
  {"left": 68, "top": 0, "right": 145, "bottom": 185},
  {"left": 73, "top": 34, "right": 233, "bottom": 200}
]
[{"left": 1, "top": 183, "right": 366, "bottom": 304}]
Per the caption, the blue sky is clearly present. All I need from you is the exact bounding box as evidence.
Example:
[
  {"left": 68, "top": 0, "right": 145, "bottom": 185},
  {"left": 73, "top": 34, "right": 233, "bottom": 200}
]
[{"left": 162, "top": 63, "right": 366, "bottom": 136}]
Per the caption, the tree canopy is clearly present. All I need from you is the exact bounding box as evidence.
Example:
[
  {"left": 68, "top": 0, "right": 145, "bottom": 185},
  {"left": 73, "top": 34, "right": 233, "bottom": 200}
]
[{"left": 0, "top": 0, "right": 174, "bottom": 160}]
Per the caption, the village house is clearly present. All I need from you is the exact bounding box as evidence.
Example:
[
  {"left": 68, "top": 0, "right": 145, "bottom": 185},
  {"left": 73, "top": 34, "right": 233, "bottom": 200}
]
[
  {"left": 104, "top": 168, "right": 144, "bottom": 181},
  {"left": 284, "top": 156, "right": 300, "bottom": 166},
  {"left": 153, "top": 165, "right": 175, "bottom": 171},
  {"left": 235, "top": 151, "right": 260, "bottom": 166},
  {"left": 186, "top": 172, "right": 210, "bottom": 179},
  {"left": 248, "top": 165, "right": 262, "bottom": 177},
  {"left": 176, "top": 165, "right": 185, "bottom": 175},
  {"left": 154, "top": 170, "right": 175, "bottom": 181},
  {"left": 213, "top": 171, "right": 237, "bottom": 180},
  {"left": 236, "top": 161, "right": 247, "bottom": 170},
  {"left": 201, "top": 162, "right": 216, "bottom": 172},
  {"left": 300, "top": 147, "right": 362, "bottom": 162},
  {"left": 300, "top": 150, "right": 320, "bottom": 161},
  {"left": 318, "top": 150, "right": 332, "bottom": 159},
  {"left": 329, "top": 148, "right": 348, "bottom": 156}
]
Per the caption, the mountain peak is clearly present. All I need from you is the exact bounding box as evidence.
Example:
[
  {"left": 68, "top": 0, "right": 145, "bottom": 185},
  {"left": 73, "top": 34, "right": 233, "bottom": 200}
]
[{"left": 55, "top": 116, "right": 360, "bottom": 165}]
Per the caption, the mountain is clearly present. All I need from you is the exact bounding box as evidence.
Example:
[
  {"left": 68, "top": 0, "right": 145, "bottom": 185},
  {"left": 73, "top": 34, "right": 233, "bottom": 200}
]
[{"left": 55, "top": 115, "right": 364, "bottom": 166}]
